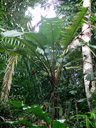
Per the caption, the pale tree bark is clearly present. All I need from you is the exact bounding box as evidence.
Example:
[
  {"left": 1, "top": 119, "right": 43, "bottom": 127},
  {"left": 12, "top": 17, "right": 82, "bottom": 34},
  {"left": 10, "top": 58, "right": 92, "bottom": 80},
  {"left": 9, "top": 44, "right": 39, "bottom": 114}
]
[
  {"left": 0, "top": 55, "right": 17, "bottom": 102},
  {"left": 82, "top": 0, "right": 95, "bottom": 110},
  {"left": 62, "top": 0, "right": 95, "bottom": 110}
]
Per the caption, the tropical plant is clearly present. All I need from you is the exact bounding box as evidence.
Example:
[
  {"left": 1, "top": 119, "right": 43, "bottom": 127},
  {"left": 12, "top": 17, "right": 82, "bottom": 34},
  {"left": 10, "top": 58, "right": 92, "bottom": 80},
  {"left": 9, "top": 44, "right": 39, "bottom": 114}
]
[
  {"left": 0, "top": 7, "right": 88, "bottom": 120},
  {"left": 0, "top": 101, "right": 66, "bottom": 128},
  {"left": 77, "top": 110, "right": 96, "bottom": 128}
]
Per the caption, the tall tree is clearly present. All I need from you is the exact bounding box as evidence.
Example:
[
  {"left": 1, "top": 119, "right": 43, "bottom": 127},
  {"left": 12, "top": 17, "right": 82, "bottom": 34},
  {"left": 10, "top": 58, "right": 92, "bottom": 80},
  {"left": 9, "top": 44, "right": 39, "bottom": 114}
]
[{"left": 82, "top": 0, "right": 95, "bottom": 110}]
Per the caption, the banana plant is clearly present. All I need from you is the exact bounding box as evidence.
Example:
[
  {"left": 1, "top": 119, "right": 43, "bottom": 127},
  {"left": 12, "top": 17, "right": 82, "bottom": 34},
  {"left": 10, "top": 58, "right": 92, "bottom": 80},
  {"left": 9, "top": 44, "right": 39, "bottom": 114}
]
[{"left": 0, "top": 7, "right": 87, "bottom": 119}]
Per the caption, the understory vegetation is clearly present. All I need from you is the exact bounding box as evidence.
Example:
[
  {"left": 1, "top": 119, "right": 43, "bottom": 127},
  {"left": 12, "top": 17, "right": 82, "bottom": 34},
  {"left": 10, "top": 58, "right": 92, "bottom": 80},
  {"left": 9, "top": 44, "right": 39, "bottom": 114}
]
[{"left": 0, "top": 0, "right": 96, "bottom": 128}]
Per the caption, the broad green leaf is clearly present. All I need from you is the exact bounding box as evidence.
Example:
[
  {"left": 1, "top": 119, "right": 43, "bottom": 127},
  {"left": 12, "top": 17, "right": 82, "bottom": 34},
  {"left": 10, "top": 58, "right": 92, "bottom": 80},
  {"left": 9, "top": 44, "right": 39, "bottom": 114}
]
[
  {"left": 9, "top": 47, "right": 36, "bottom": 56},
  {"left": 23, "top": 105, "right": 51, "bottom": 125},
  {"left": 86, "top": 117, "right": 90, "bottom": 128},
  {"left": 88, "top": 112, "right": 94, "bottom": 119},
  {"left": 91, "top": 16, "right": 96, "bottom": 25},
  {"left": 1, "top": 30, "right": 23, "bottom": 37},
  {"left": 0, "top": 120, "right": 38, "bottom": 128},
  {"left": 52, "top": 120, "right": 65, "bottom": 128},
  {"left": 10, "top": 101, "right": 22, "bottom": 108},
  {"left": 9, "top": 102, "right": 50, "bottom": 125},
  {"left": 76, "top": 114, "right": 86, "bottom": 118},
  {"left": 18, "top": 39, "right": 42, "bottom": 57},
  {"left": 39, "top": 17, "right": 62, "bottom": 46},
  {"left": 20, "top": 39, "right": 37, "bottom": 52},
  {"left": 23, "top": 32, "right": 48, "bottom": 48},
  {"left": 89, "top": 44, "right": 96, "bottom": 49}
]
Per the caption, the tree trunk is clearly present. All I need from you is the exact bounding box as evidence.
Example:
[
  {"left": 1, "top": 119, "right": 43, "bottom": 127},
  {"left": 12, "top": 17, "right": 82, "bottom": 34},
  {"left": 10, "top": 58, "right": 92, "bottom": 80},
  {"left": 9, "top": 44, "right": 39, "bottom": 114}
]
[
  {"left": 53, "top": 86, "right": 59, "bottom": 119},
  {"left": 50, "top": 75, "right": 59, "bottom": 119},
  {"left": 82, "top": 0, "right": 95, "bottom": 110}
]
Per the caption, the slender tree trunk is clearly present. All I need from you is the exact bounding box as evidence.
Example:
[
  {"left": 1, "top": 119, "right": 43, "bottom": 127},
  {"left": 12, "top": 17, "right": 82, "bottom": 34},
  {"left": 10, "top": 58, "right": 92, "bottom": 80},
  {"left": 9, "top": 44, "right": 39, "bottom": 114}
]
[
  {"left": 53, "top": 84, "right": 59, "bottom": 119},
  {"left": 82, "top": 0, "right": 95, "bottom": 110},
  {"left": 50, "top": 75, "right": 59, "bottom": 119}
]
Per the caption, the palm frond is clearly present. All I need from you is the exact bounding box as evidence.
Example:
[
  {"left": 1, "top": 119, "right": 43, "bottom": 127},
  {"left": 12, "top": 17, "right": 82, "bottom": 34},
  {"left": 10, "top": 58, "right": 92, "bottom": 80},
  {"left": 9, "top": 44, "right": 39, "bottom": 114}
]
[
  {"left": 60, "top": 7, "right": 88, "bottom": 49},
  {"left": 1, "top": 55, "right": 17, "bottom": 102}
]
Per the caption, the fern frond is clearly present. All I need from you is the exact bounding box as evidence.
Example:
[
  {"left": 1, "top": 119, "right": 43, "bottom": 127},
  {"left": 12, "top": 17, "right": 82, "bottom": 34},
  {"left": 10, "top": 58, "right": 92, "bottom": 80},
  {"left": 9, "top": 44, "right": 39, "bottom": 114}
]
[{"left": 60, "top": 7, "right": 88, "bottom": 49}]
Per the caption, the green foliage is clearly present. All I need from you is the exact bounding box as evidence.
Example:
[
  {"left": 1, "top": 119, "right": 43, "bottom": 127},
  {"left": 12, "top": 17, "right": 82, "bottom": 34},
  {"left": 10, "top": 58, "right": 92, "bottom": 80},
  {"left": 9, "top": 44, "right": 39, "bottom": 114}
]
[
  {"left": 0, "top": 0, "right": 43, "bottom": 31},
  {"left": 1, "top": 7, "right": 88, "bottom": 76},
  {"left": 86, "top": 74, "right": 94, "bottom": 81},
  {"left": 52, "top": 120, "right": 65, "bottom": 128},
  {"left": 23, "top": 106, "right": 51, "bottom": 125},
  {"left": 56, "top": 0, "right": 81, "bottom": 27},
  {"left": 0, "top": 2, "right": 94, "bottom": 128},
  {"left": 0, "top": 120, "right": 38, "bottom": 128},
  {"left": 10, "top": 101, "right": 51, "bottom": 125},
  {"left": 24, "top": 32, "right": 48, "bottom": 47},
  {"left": 60, "top": 7, "right": 88, "bottom": 49},
  {"left": 39, "top": 17, "right": 62, "bottom": 46},
  {"left": 77, "top": 110, "right": 96, "bottom": 128},
  {"left": 0, "top": 101, "right": 66, "bottom": 128},
  {"left": 10, "top": 100, "right": 23, "bottom": 108}
]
